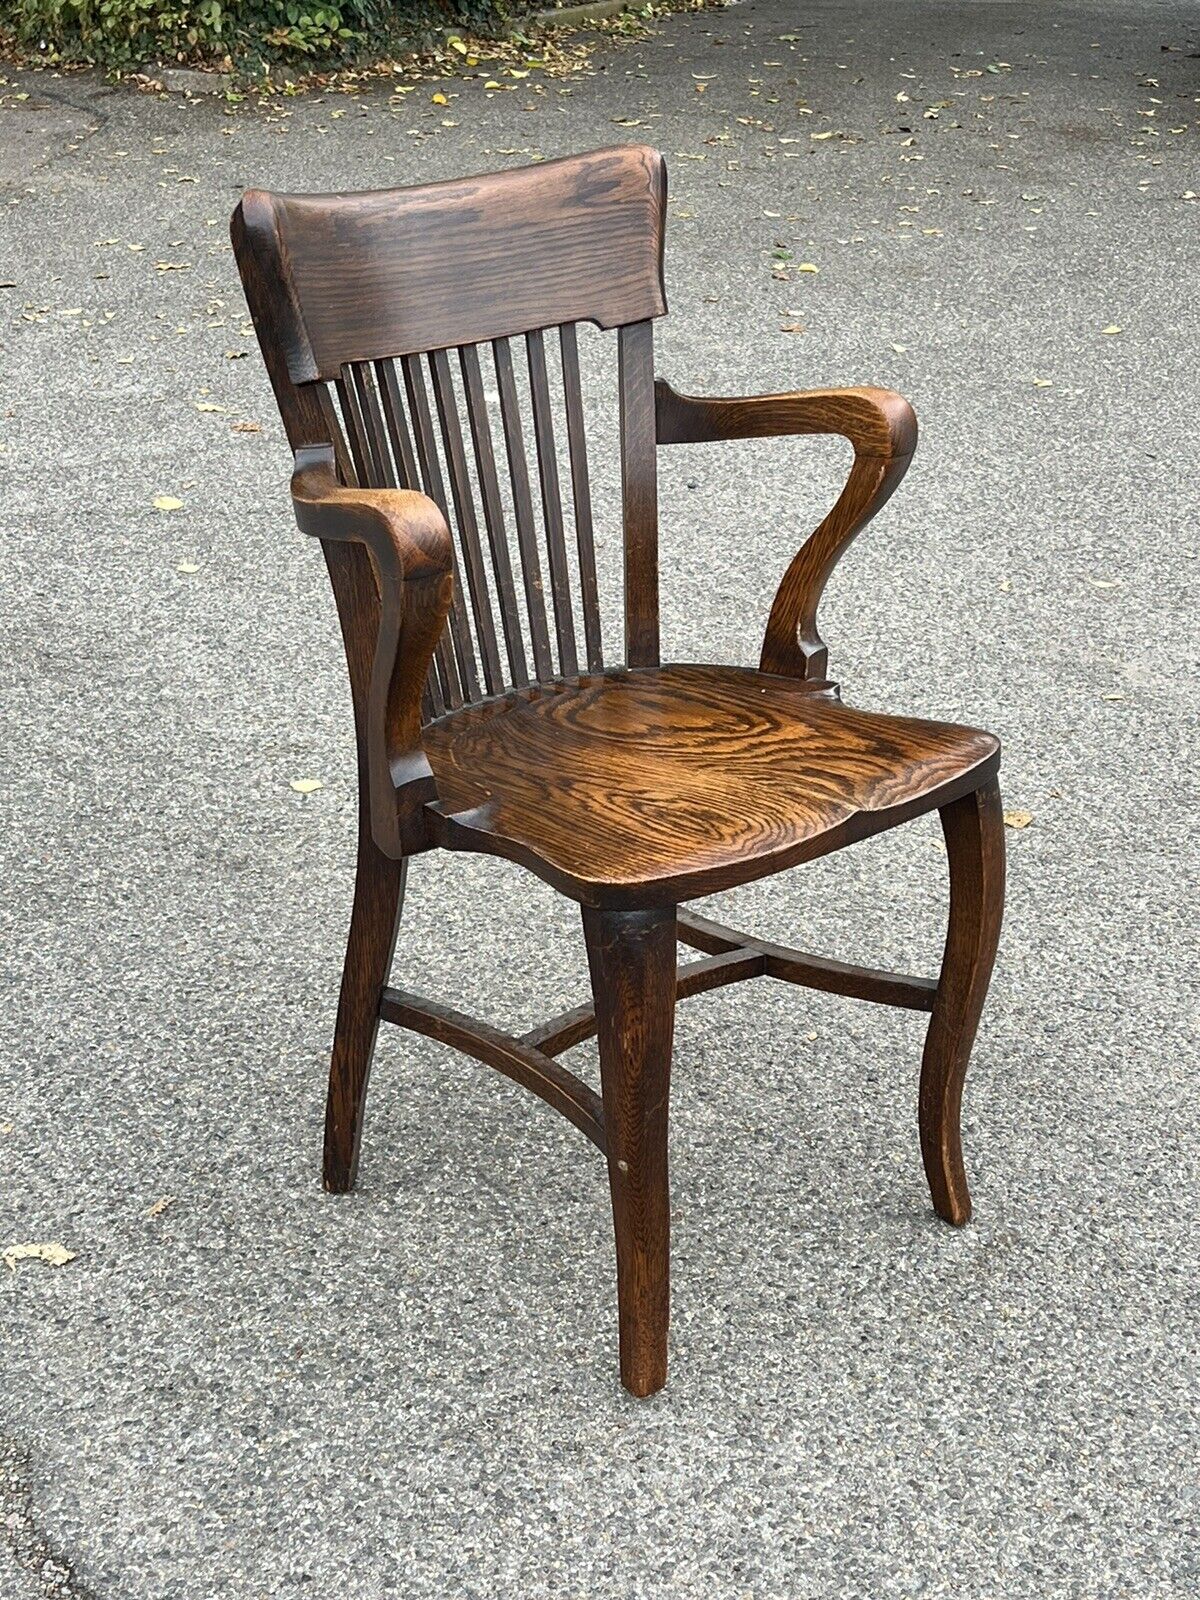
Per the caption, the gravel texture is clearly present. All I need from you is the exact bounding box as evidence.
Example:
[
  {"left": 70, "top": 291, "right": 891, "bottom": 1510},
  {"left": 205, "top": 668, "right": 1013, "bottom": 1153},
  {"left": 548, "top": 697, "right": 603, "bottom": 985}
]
[{"left": 1, "top": 1, "right": 1198, "bottom": 1595}]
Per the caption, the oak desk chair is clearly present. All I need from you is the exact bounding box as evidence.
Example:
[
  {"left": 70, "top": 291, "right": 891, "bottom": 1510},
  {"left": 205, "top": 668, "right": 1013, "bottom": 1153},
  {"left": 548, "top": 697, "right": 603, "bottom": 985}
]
[{"left": 232, "top": 145, "right": 1004, "bottom": 1398}]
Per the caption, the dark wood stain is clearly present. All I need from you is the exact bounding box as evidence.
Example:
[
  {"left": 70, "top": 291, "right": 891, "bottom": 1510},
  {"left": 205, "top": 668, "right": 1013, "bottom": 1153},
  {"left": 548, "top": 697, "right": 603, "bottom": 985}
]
[
  {"left": 244, "top": 145, "right": 667, "bottom": 382},
  {"left": 422, "top": 666, "right": 998, "bottom": 908},
  {"left": 232, "top": 146, "right": 1006, "bottom": 1397}
]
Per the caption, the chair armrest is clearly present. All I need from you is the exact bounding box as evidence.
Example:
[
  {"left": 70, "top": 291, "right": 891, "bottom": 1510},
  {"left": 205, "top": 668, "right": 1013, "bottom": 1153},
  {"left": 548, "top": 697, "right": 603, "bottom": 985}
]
[
  {"left": 655, "top": 381, "right": 917, "bottom": 680},
  {"left": 292, "top": 444, "right": 454, "bottom": 856}
]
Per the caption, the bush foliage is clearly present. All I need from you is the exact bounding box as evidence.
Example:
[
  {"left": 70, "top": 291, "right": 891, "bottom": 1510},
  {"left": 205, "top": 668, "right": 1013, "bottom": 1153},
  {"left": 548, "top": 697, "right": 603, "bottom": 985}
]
[{"left": 4, "top": 0, "right": 512, "bottom": 69}]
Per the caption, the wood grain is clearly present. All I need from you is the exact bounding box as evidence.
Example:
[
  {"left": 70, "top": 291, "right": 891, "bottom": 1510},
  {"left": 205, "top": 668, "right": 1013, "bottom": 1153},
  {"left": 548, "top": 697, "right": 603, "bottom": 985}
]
[
  {"left": 378, "top": 986, "right": 606, "bottom": 1151},
  {"left": 291, "top": 446, "right": 453, "bottom": 856},
  {"left": 240, "top": 145, "right": 667, "bottom": 382},
  {"left": 584, "top": 905, "right": 676, "bottom": 1396},
  {"left": 920, "top": 777, "right": 1006, "bottom": 1224},
  {"left": 676, "top": 908, "right": 937, "bottom": 1011},
  {"left": 525, "top": 946, "right": 763, "bottom": 1059},
  {"left": 424, "top": 665, "right": 999, "bottom": 907},
  {"left": 656, "top": 381, "right": 917, "bottom": 681},
  {"left": 233, "top": 146, "right": 1008, "bottom": 1396},
  {"left": 324, "top": 845, "right": 406, "bottom": 1192},
  {"left": 619, "top": 321, "right": 660, "bottom": 667}
]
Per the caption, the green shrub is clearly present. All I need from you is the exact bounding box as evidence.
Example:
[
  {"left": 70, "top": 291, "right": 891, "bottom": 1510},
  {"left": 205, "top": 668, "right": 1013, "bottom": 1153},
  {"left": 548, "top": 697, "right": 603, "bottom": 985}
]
[{"left": 2, "top": 0, "right": 512, "bottom": 69}]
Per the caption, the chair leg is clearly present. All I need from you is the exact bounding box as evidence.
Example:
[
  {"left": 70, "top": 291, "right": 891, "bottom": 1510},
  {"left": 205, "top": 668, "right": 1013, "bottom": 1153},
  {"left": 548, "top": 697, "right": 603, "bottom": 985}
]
[
  {"left": 323, "top": 837, "right": 407, "bottom": 1194},
  {"left": 582, "top": 905, "right": 677, "bottom": 1398},
  {"left": 919, "top": 776, "right": 1006, "bottom": 1225}
]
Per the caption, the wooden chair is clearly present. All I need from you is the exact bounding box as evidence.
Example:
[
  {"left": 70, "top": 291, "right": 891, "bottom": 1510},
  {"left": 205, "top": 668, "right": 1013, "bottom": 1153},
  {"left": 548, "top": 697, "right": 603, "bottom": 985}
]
[{"left": 232, "top": 146, "right": 1004, "bottom": 1398}]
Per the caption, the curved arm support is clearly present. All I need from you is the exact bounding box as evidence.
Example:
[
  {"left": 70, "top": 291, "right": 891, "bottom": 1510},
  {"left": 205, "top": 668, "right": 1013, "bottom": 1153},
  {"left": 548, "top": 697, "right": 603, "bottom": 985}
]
[
  {"left": 292, "top": 444, "right": 454, "bottom": 856},
  {"left": 655, "top": 381, "right": 917, "bottom": 680}
]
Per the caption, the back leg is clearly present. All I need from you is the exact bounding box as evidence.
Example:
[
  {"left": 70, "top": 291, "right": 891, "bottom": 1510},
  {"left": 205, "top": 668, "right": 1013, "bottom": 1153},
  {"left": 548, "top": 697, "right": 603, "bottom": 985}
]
[
  {"left": 919, "top": 777, "right": 1005, "bottom": 1225},
  {"left": 323, "top": 838, "right": 406, "bottom": 1193}
]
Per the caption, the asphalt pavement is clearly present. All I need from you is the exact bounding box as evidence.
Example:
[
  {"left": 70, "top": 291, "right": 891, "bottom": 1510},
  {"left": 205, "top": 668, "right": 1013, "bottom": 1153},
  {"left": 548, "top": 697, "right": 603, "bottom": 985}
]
[{"left": 1, "top": 1, "right": 1198, "bottom": 1595}]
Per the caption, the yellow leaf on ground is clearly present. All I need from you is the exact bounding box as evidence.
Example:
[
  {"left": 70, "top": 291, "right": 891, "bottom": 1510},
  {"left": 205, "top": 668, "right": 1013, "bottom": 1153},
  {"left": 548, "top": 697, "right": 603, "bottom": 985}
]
[
  {"left": 290, "top": 778, "right": 323, "bottom": 795},
  {"left": 1101, "top": 324, "right": 1122, "bottom": 335},
  {"left": 4, "top": 1242, "right": 77, "bottom": 1271},
  {"left": 177, "top": 561, "right": 200, "bottom": 574},
  {"left": 153, "top": 495, "right": 183, "bottom": 512},
  {"left": 1003, "top": 810, "right": 1034, "bottom": 829},
  {"left": 431, "top": 91, "right": 449, "bottom": 104},
  {"left": 797, "top": 262, "right": 819, "bottom": 273}
]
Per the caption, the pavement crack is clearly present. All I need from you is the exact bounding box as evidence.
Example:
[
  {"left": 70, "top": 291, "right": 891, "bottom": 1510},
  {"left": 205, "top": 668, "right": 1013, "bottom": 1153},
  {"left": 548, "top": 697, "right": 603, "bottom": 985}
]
[
  {"left": 2, "top": 1432, "right": 99, "bottom": 1600},
  {"left": 0, "top": 77, "right": 110, "bottom": 193}
]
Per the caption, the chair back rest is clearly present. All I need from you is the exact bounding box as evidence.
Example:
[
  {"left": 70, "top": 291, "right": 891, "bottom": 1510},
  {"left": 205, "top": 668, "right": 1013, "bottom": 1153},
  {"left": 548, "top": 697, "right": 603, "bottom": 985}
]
[{"left": 232, "top": 146, "right": 668, "bottom": 715}]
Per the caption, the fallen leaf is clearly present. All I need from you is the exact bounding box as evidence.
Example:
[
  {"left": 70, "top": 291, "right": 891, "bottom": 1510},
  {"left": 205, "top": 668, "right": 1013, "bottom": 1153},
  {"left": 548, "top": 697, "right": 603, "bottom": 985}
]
[
  {"left": 1101, "top": 324, "right": 1122, "bottom": 335},
  {"left": 1086, "top": 576, "right": 1123, "bottom": 589},
  {"left": 195, "top": 401, "right": 227, "bottom": 413},
  {"left": 153, "top": 495, "right": 183, "bottom": 512},
  {"left": 1032, "top": 378, "right": 1053, "bottom": 387},
  {"left": 431, "top": 92, "right": 449, "bottom": 105},
  {"left": 176, "top": 561, "right": 201, "bottom": 574},
  {"left": 231, "top": 420, "right": 261, "bottom": 433},
  {"left": 4, "top": 1242, "right": 76, "bottom": 1271},
  {"left": 1101, "top": 692, "right": 1126, "bottom": 702},
  {"left": 796, "top": 262, "right": 819, "bottom": 273},
  {"left": 290, "top": 778, "right": 323, "bottom": 795},
  {"left": 1003, "top": 810, "right": 1034, "bottom": 830},
  {"left": 145, "top": 1196, "right": 177, "bottom": 1219}
]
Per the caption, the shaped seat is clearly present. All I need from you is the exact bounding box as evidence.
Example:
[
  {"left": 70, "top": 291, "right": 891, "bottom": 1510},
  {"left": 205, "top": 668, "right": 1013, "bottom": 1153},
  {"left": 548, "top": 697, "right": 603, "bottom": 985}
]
[{"left": 424, "top": 665, "right": 999, "bottom": 906}]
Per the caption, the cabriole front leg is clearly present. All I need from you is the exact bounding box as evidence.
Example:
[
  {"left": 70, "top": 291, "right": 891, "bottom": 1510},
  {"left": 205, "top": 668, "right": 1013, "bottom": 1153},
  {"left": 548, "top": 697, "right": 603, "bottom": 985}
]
[{"left": 919, "top": 777, "right": 1005, "bottom": 1225}]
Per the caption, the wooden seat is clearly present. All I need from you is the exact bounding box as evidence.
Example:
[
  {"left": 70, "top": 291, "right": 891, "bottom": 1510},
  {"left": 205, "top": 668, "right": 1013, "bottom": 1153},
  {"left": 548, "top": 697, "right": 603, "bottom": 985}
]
[
  {"left": 232, "top": 144, "right": 1006, "bottom": 1398},
  {"left": 424, "top": 665, "right": 999, "bottom": 907}
]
